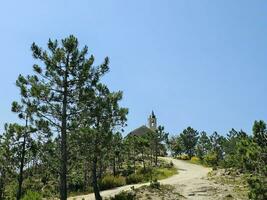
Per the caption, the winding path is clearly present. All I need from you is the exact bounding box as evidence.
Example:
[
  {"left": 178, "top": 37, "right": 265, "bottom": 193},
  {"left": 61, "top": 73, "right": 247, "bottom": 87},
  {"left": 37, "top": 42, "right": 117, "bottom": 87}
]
[{"left": 69, "top": 157, "right": 213, "bottom": 200}]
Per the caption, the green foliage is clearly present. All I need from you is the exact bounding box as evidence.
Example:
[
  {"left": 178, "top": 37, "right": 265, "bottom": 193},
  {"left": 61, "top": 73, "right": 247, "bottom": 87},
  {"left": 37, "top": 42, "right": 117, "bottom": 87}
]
[
  {"left": 179, "top": 127, "right": 199, "bottom": 158},
  {"left": 190, "top": 156, "right": 201, "bottom": 165},
  {"left": 22, "top": 191, "right": 42, "bottom": 200},
  {"left": 236, "top": 138, "right": 261, "bottom": 172},
  {"left": 168, "top": 136, "right": 183, "bottom": 156},
  {"left": 154, "top": 167, "right": 177, "bottom": 180},
  {"left": 252, "top": 120, "right": 267, "bottom": 148},
  {"left": 196, "top": 131, "right": 211, "bottom": 160},
  {"left": 126, "top": 174, "right": 143, "bottom": 184},
  {"left": 247, "top": 175, "right": 267, "bottom": 200},
  {"left": 99, "top": 175, "right": 126, "bottom": 190},
  {"left": 209, "top": 132, "right": 226, "bottom": 164},
  {"left": 110, "top": 191, "right": 135, "bottom": 200},
  {"left": 203, "top": 151, "right": 218, "bottom": 167},
  {"left": 2, "top": 34, "right": 267, "bottom": 200},
  {"left": 149, "top": 179, "right": 160, "bottom": 189},
  {"left": 176, "top": 154, "right": 190, "bottom": 160}
]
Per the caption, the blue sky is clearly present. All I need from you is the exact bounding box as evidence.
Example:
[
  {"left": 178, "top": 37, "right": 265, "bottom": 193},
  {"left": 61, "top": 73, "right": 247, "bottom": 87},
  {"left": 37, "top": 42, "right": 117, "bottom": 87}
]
[{"left": 0, "top": 0, "right": 266, "bottom": 136}]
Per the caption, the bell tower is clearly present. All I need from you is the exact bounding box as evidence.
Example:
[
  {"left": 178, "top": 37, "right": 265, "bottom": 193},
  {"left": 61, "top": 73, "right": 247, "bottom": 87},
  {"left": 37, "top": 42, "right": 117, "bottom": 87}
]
[{"left": 148, "top": 111, "right": 157, "bottom": 130}]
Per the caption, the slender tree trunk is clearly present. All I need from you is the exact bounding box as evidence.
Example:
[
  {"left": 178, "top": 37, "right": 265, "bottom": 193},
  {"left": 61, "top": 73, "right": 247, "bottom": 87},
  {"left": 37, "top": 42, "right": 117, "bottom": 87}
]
[
  {"left": 142, "top": 151, "right": 146, "bottom": 170},
  {"left": 92, "top": 128, "right": 102, "bottom": 200},
  {"left": 155, "top": 141, "right": 158, "bottom": 166},
  {"left": 133, "top": 148, "right": 136, "bottom": 173},
  {"left": 60, "top": 67, "right": 68, "bottom": 200},
  {"left": 98, "top": 159, "right": 103, "bottom": 179},
  {"left": 17, "top": 118, "right": 28, "bottom": 200},
  {"left": 0, "top": 173, "right": 5, "bottom": 200},
  {"left": 92, "top": 156, "right": 102, "bottom": 200},
  {"left": 83, "top": 161, "right": 89, "bottom": 191},
  {"left": 113, "top": 157, "right": 116, "bottom": 176}
]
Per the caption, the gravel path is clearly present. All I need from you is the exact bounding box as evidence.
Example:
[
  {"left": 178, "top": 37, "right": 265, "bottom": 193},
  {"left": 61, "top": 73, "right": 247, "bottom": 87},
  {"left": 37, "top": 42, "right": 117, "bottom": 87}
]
[{"left": 69, "top": 157, "right": 215, "bottom": 200}]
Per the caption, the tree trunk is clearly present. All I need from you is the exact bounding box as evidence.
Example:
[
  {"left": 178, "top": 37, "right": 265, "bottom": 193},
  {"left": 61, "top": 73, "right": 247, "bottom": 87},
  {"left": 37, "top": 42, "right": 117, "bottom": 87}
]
[
  {"left": 98, "top": 159, "right": 103, "bottom": 179},
  {"left": 155, "top": 142, "right": 158, "bottom": 166},
  {"left": 133, "top": 149, "right": 136, "bottom": 173},
  {"left": 0, "top": 172, "right": 5, "bottom": 200},
  {"left": 17, "top": 135, "right": 26, "bottom": 200},
  {"left": 83, "top": 161, "right": 89, "bottom": 191},
  {"left": 60, "top": 67, "right": 68, "bottom": 200},
  {"left": 112, "top": 156, "right": 117, "bottom": 176},
  {"left": 92, "top": 156, "right": 102, "bottom": 200},
  {"left": 142, "top": 151, "right": 146, "bottom": 170},
  {"left": 17, "top": 118, "right": 28, "bottom": 200}
]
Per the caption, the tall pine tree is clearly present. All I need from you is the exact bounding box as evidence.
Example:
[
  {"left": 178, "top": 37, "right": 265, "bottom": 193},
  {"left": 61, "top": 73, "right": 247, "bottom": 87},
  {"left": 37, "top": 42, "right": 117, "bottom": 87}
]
[{"left": 16, "top": 35, "right": 111, "bottom": 200}]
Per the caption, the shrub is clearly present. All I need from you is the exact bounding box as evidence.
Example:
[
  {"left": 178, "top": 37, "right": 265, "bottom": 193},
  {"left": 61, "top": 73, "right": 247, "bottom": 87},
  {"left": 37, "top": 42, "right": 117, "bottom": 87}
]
[
  {"left": 161, "top": 160, "right": 174, "bottom": 168},
  {"left": 176, "top": 154, "right": 190, "bottom": 160},
  {"left": 169, "top": 161, "right": 174, "bottom": 168},
  {"left": 121, "top": 165, "right": 135, "bottom": 177},
  {"left": 110, "top": 191, "right": 135, "bottom": 200},
  {"left": 203, "top": 151, "right": 218, "bottom": 166},
  {"left": 138, "top": 166, "right": 153, "bottom": 175},
  {"left": 190, "top": 156, "right": 201, "bottom": 164},
  {"left": 99, "top": 175, "right": 126, "bottom": 190},
  {"left": 191, "top": 156, "right": 200, "bottom": 162},
  {"left": 150, "top": 179, "right": 160, "bottom": 189},
  {"left": 22, "top": 191, "right": 42, "bottom": 200},
  {"left": 154, "top": 167, "right": 177, "bottom": 180},
  {"left": 126, "top": 173, "right": 143, "bottom": 184},
  {"left": 248, "top": 175, "right": 267, "bottom": 200}
]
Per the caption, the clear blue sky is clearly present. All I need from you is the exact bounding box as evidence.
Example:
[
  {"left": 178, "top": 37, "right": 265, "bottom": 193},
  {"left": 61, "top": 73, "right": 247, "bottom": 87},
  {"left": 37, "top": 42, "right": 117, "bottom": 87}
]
[{"left": 0, "top": 0, "right": 266, "bottom": 136}]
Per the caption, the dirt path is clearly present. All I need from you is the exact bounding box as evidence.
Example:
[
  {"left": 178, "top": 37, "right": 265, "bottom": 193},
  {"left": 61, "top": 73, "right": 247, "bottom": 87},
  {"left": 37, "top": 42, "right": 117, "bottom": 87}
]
[{"left": 69, "top": 157, "right": 216, "bottom": 200}]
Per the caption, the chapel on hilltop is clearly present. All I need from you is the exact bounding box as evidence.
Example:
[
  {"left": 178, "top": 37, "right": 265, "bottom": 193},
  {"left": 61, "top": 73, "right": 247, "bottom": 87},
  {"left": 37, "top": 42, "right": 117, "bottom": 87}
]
[{"left": 128, "top": 111, "right": 158, "bottom": 137}]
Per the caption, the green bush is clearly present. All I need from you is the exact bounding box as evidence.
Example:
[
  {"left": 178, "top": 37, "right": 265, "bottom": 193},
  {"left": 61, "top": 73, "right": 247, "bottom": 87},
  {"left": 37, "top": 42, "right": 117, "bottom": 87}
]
[
  {"left": 150, "top": 179, "right": 160, "bottom": 189},
  {"left": 126, "top": 173, "right": 143, "bottom": 184},
  {"left": 99, "top": 175, "right": 126, "bottom": 190},
  {"left": 138, "top": 166, "right": 153, "bottom": 175},
  {"left": 154, "top": 167, "right": 177, "bottom": 180},
  {"left": 121, "top": 165, "right": 135, "bottom": 177},
  {"left": 110, "top": 191, "right": 135, "bottom": 200},
  {"left": 248, "top": 175, "right": 267, "bottom": 200},
  {"left": 176, "top": 154, "right": 190, "bottom": 160},
  {"left": 203, "top": 151, "right": 218, "bottom": 166},
  {"left": 22, "top": 191, "right": 42, "bottom": 200}
]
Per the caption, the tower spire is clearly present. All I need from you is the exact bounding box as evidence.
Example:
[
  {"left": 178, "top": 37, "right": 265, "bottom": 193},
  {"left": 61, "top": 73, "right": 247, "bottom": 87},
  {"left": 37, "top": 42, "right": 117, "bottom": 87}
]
[{"left": 148, "top": 111, "right": 157, "bottom": 130}]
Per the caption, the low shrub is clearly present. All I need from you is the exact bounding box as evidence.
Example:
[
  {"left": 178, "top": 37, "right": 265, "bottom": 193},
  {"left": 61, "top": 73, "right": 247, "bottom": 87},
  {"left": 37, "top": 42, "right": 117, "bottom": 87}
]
[
  {"left": 154, "top": 167, "right": 177, "bottom": 180},
  {"left": 110, "top": 191, "right": 135, "bottom": 200},
  {"left": 247, "top": 175, "right": 267, "bottom": 200},
  {"left": 190, "top": 156, "right": 200, "bottom": 162},
  {"left": 126, "top": 173, "right": 143, "bottom": 184},
  {"left": 203, "top": 151, "right": 218, "bottom": 166},
  {"left": 161, "top": 160, "right": 174, "bottom": 168},
  {"left": 168, "top": 161, "right": 174, "bottom": 168},
  {"left": 150, "top": 179, "right": 160, "bottom": 189},
  {"left": 190, "top": 156, "right": 201, "bottom": 165},
  {"left": 99, "top": 175, "right": 126, "bottom": 190},
  {"left": 176, "top": 154, "right": 190, "bottom": 160},
  {"left": 138, "top": 166, "right": 153, "bottom": 175},
  {"left": 22, "top": 191, "right": 42, "bottom": 200},
  {"left": 121, "top": 165, "right": 135, "bottom": 177}
]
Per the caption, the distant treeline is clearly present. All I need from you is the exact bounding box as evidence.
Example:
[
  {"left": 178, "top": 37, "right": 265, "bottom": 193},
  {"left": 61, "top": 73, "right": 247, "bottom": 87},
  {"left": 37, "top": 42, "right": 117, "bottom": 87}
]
[{"left": 168, "top": 122, "right": 267, "bottom": 199}]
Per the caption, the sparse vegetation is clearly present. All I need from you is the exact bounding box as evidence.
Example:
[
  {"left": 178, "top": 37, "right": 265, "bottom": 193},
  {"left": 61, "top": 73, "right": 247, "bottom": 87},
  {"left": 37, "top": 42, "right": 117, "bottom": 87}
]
[
  {"left": 171, "top": 121, "right": 267, "bottom": 199},
  {"left": 0, "top": 35, "right": 265, "bottom": 200},
  {"left": 107, "top": 184, "right": 184, "bottom": 200}
]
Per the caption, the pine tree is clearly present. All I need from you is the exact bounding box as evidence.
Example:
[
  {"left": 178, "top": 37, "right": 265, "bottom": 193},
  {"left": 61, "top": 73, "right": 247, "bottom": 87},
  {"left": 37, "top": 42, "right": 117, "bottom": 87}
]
[
  {"left": 16, "top": 35, "right": 112, "bottom": 200},
  {"left": 0, "top": 124, "right": 16, "bottom": 199},
  {"left": 180, "top": 127, "right": 199, "bottom": 158},
  {"left": 79, "top": 83, "right": 127, "bottom": 200}
]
